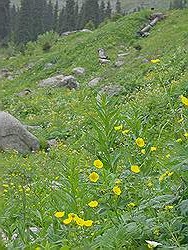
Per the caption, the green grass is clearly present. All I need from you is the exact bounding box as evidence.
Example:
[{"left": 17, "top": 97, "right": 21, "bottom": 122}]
[{"left": 0, "top": 9, "right": 188, "bottom": 250}]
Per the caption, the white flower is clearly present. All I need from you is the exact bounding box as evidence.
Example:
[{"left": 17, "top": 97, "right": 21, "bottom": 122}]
[{"left": 146, "top": 240, "right": 162, "bottom": 248}]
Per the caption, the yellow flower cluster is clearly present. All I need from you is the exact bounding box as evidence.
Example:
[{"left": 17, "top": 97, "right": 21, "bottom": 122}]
[
  {"left": 159, "top": 171, "right": 174, "bottom": 182},
  {"left": 88, "top": 200, "right": 98, "bottom": 208},
  {"left": 54, "top": 212, "right": 93, "bottom": 227},
  {"left": 114, "top": 124, "right": 130, "bottom": 135},
  {"left": 180, "top": 95, "right": 188, "bottom": 107}
]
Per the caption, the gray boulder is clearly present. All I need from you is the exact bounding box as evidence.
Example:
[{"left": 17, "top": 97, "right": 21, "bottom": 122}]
[
  {"left": 72, "top": 67, "right": 85, "bottom": 75},
  {"left": 0, "top": 111, "right": 40, "bottom": 153},
  {"left": 88, "top": 77, "right": 102, "bottom": 87},
  {"left": 99, "top": 84, "right": 122, "bottom": 96},
  {"left": 0, "top": 68, "right": 12, "bottom": 79},
  {"left": 38, "top": 75, "right": 79, "bottom": 89}
]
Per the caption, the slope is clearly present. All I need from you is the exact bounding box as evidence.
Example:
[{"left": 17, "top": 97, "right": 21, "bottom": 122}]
[{"left": 0, "top": 9, "right": 188, "bottom": 250}]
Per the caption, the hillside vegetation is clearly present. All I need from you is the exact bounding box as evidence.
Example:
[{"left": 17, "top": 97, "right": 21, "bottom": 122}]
[{"left": 0, "top": 9, "right": 188, "bottom": 249}]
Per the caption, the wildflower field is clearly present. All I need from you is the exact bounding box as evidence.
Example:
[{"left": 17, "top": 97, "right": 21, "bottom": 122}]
[{"left": 0, "top": 9, "right": 188, "bottom": 250}]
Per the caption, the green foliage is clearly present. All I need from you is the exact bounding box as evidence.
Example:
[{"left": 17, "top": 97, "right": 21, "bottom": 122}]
[{"left": 0, "top": 9, "right": 188, "bottom": 250}]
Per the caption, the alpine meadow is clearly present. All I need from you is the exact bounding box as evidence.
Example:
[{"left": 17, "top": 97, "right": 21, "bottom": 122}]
[{"left": 0, "top": 1, "right": 188, "bottom": 250}]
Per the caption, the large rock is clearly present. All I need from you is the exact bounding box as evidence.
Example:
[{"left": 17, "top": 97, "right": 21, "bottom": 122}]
[
  {"left": 0, "top": 112, "right": 40, "bottom": 153},
  {"left": 38, "top": 75, "right": 79, "bottom": 89}
]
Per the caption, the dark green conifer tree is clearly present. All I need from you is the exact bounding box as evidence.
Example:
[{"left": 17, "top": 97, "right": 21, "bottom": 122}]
[
  {"left": 99, "top": 0, "right": 105, "bottom": 23},
  {"left": 58, "top": 6, "right": 66, "bottom": 33},
  {"left": 53, "top": 1, "right": 59, "bottom": 32},
  {"left": 64, "top": 0, "right": 76, "bottom": 31},
  {"left": 105, "top": 1, "right": 112, "bottom": 19},
  {"left": 115, "top": 0, "right": 121, "bottom": 13},
  {"left": 16, "top": 0, "right": 35, "bottom": 43},
  {"left": 84, "top": 0, "right": 99, "bottom": 27},
  {"left": 0, "top": 0, "right": 10, "bottom": 42},
  {"left": 44, "top": 0, "right": 54, "bottom": 32}
]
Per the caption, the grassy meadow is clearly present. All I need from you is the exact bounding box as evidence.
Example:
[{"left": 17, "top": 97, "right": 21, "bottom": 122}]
[{"left": 0, "top": 9, "right": 188, "bottom": 250}]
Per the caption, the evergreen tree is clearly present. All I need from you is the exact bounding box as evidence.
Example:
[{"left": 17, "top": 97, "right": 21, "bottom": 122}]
[
  {"left": 115, "top": 0, "right": 121, "bottom": 13},
  {"left": 0, "top": 0, "right": 10, "bottom": 42},
  {"left": 10, "top": 4, "right": 18, "bottom": 41},
  {"left": 170, "top": 0, "right": 187, "bottom": 8},
  {"left": 16, "top": 0, "right": 35, "bottom": 43},
  {"left": 74, "top": 1, "right": 79, "bottom": 29},
  {"left": 44, "top": 0, "right": 54, "bottom": 32},
  {"left": 84, "top": 0, "right": 99, "bottom": 27},
  {"left": 77, "top": 2, "right": 86, "bottom": 29},
  {"left": 33, "top": 0, "right": 46, "bottom": 39},
  {"left": 99, "top": 0, "right": 105, "bottom": 23},
  {"left": 58, "top": 7, "right": 66, "bottom": 33},
  {"left": 53, "top": 0, "right": 59, "bottom": 32},
  {"left": 105, "top": 1, "right": 112, "bottom": 19},
  {"left": 64, "top": 0, "right": 75, "bottom": 31}
]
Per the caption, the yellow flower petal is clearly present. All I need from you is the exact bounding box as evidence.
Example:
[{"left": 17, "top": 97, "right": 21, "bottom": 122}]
[
  {"left": 150, "top": 146, "right": 157, "bottom": 152},
  {"left": 180, "top": 95, "right": 188, "bottom": 107},
  {"left": 89, "top": 172, "right": 99, "bottom": 182},
  {"left": 141, "top": 149, "right": 146, "bottom": 154},
  {"left": 165, "top": 205, "right": 174, "bottom": 210},
  {"left": 114, "top": 125, "right": 123, "bottom": 131},
  {"left": 112, "top": 186, "right": 122, "bottom": 195},
  {"left": 184, "top": 132, "right": 188, "bottom": 138},
  {"left": 131, "top": 165, "right": 140, "bottom": 174},
  {"left": 151, "top": 59, "right": 160, "bottom": 63},
  {"left": 122, "top": 129, "right": 130, "bottom": 135},
  {"left": 127, "top": 202, "right": 136, "bottom": 208},
  {"left": 135, "top": 137, "right": 145, "bottom": 147},
  {"left": 176, "top": 138, "right": 182, "bottom": 143},
  {"left": 84, "top": 220, "right": 93, "bottom": 227},
  {"left": 93, "top": 159, "right": 103, "bottom": 169},
  {"left": 88, "top": 200, "right": 99, "bottom": 208},
  {"left": 75, "top": 217, "right": 85, "bottom": 226},
  {"left": 63, "top": 217, "right": 72, "bottom": 225},
  {"left": 54, "top": 211, "right": 65, "bottom": 218}
]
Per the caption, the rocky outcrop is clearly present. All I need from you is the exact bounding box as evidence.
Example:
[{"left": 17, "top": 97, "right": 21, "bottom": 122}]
[
  {"left": 0, "top": 111, "right": 40, "bottom": 153},
  {"left": 38, "top": 75, "right": 79, "bottom": 89},
  {"left": 99, "top": 84, "right": 122, "bottom": 96},
  {"left": 61, "top": 29, "right": 92, "bottom": 36}
]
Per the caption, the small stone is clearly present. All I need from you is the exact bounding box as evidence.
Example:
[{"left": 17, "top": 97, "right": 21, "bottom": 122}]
[
  {"left": 88, "top": 77, "right": 102, "bottom": 87},
  {"left": 38, "top": 75, "right": 79, "bottom": 89},
  {"left": 72, "top": 67, "right": 85, "bottom": 75},
  {"left": 99, "top": 84, "right": 122, "bottom": 96}
]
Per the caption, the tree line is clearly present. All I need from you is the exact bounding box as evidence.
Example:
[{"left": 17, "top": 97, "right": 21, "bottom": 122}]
[
  {"left": 0, "top": 0, "right": 187, "bottom": 46},
  {"left": 0, "top": 0, "right": 122, "bottom": 45}
]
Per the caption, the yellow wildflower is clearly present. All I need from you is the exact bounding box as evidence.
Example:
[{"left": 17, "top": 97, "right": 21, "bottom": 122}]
[
  {"left": 131, "top": 165, "right": 140, "bottom": 173},
  {"left": 113, "top": 186, "right": 122, "bottom": 195},
  {"left": 166, "top": 171, "right": 174, "bottom": 177},
  {"left": 184, "top": 132, "right": 188, "bottom": 138},
  {"left": 84, "top": 220, "right": 93, "bottom": 227},
  {"left": 166, "top": 154, "right": 170, "bottom": 159},
  {"left": 127, "top": 202, "right": 136, "bottom": 208},
  {"left": 141, "top": 149, "right": 146, "bottom": 154},
  {"left": 2, "top": 184, "right": 9, "bottom": 188},
  {"left": 122, "top": 129, "right": 130, "bottom": 135},
  {"left": 176, "top": 138, "right": 182, "bottom": 143},
  {"left": 114, "top": 125, "right": 123, "bottom": 131},
  {"left": 165, "top": 205, "right": 174, "bottom": 210},
  {"left": 135, "top": 137, "right": 145, "bottom": 147},
  {"left": 35, "top": 247, "right": 41, "bottom": 250},
  {"left": 147, "top": 181, "right": 153, "bottom": 188},
  {"left": 89, "top": 172, "right": 99, "bottom": 182},
  {"left": 54, "top": 211, "right": 65, "bottom": 218},
  {"left": 75, "top": 217, "right": 85, "bottom": 226},
  {"left": 63, "top": 217, "right": 72, "bottom": 225},
  {"left": 88, "top": 200, "right": 99, "bottom": 208},
  {"left": 150, "top": 146, "right": 157, "bottom": 151},
  {"left": 151, "top": 59, "right": 160, "bottom": 63},
  {"left": 115, "top": 179, "right": 122, "bottom": 185},
  {"left": 178, "top": 117, "right": 184, "bottom": 123},
  {"left": 180, "top": 95, "right": 188, "bottom": 107},
  {"left": 159, "top": 173, "right": 167, "bottom": 182},
  {"left": 93, "top": 159, "right": 103, "bottom": 169}
]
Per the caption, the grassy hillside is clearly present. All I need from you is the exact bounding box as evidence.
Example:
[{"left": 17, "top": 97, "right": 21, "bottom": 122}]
[{"left": 1, "top": 9, "right": 188, "bottom": 249}]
